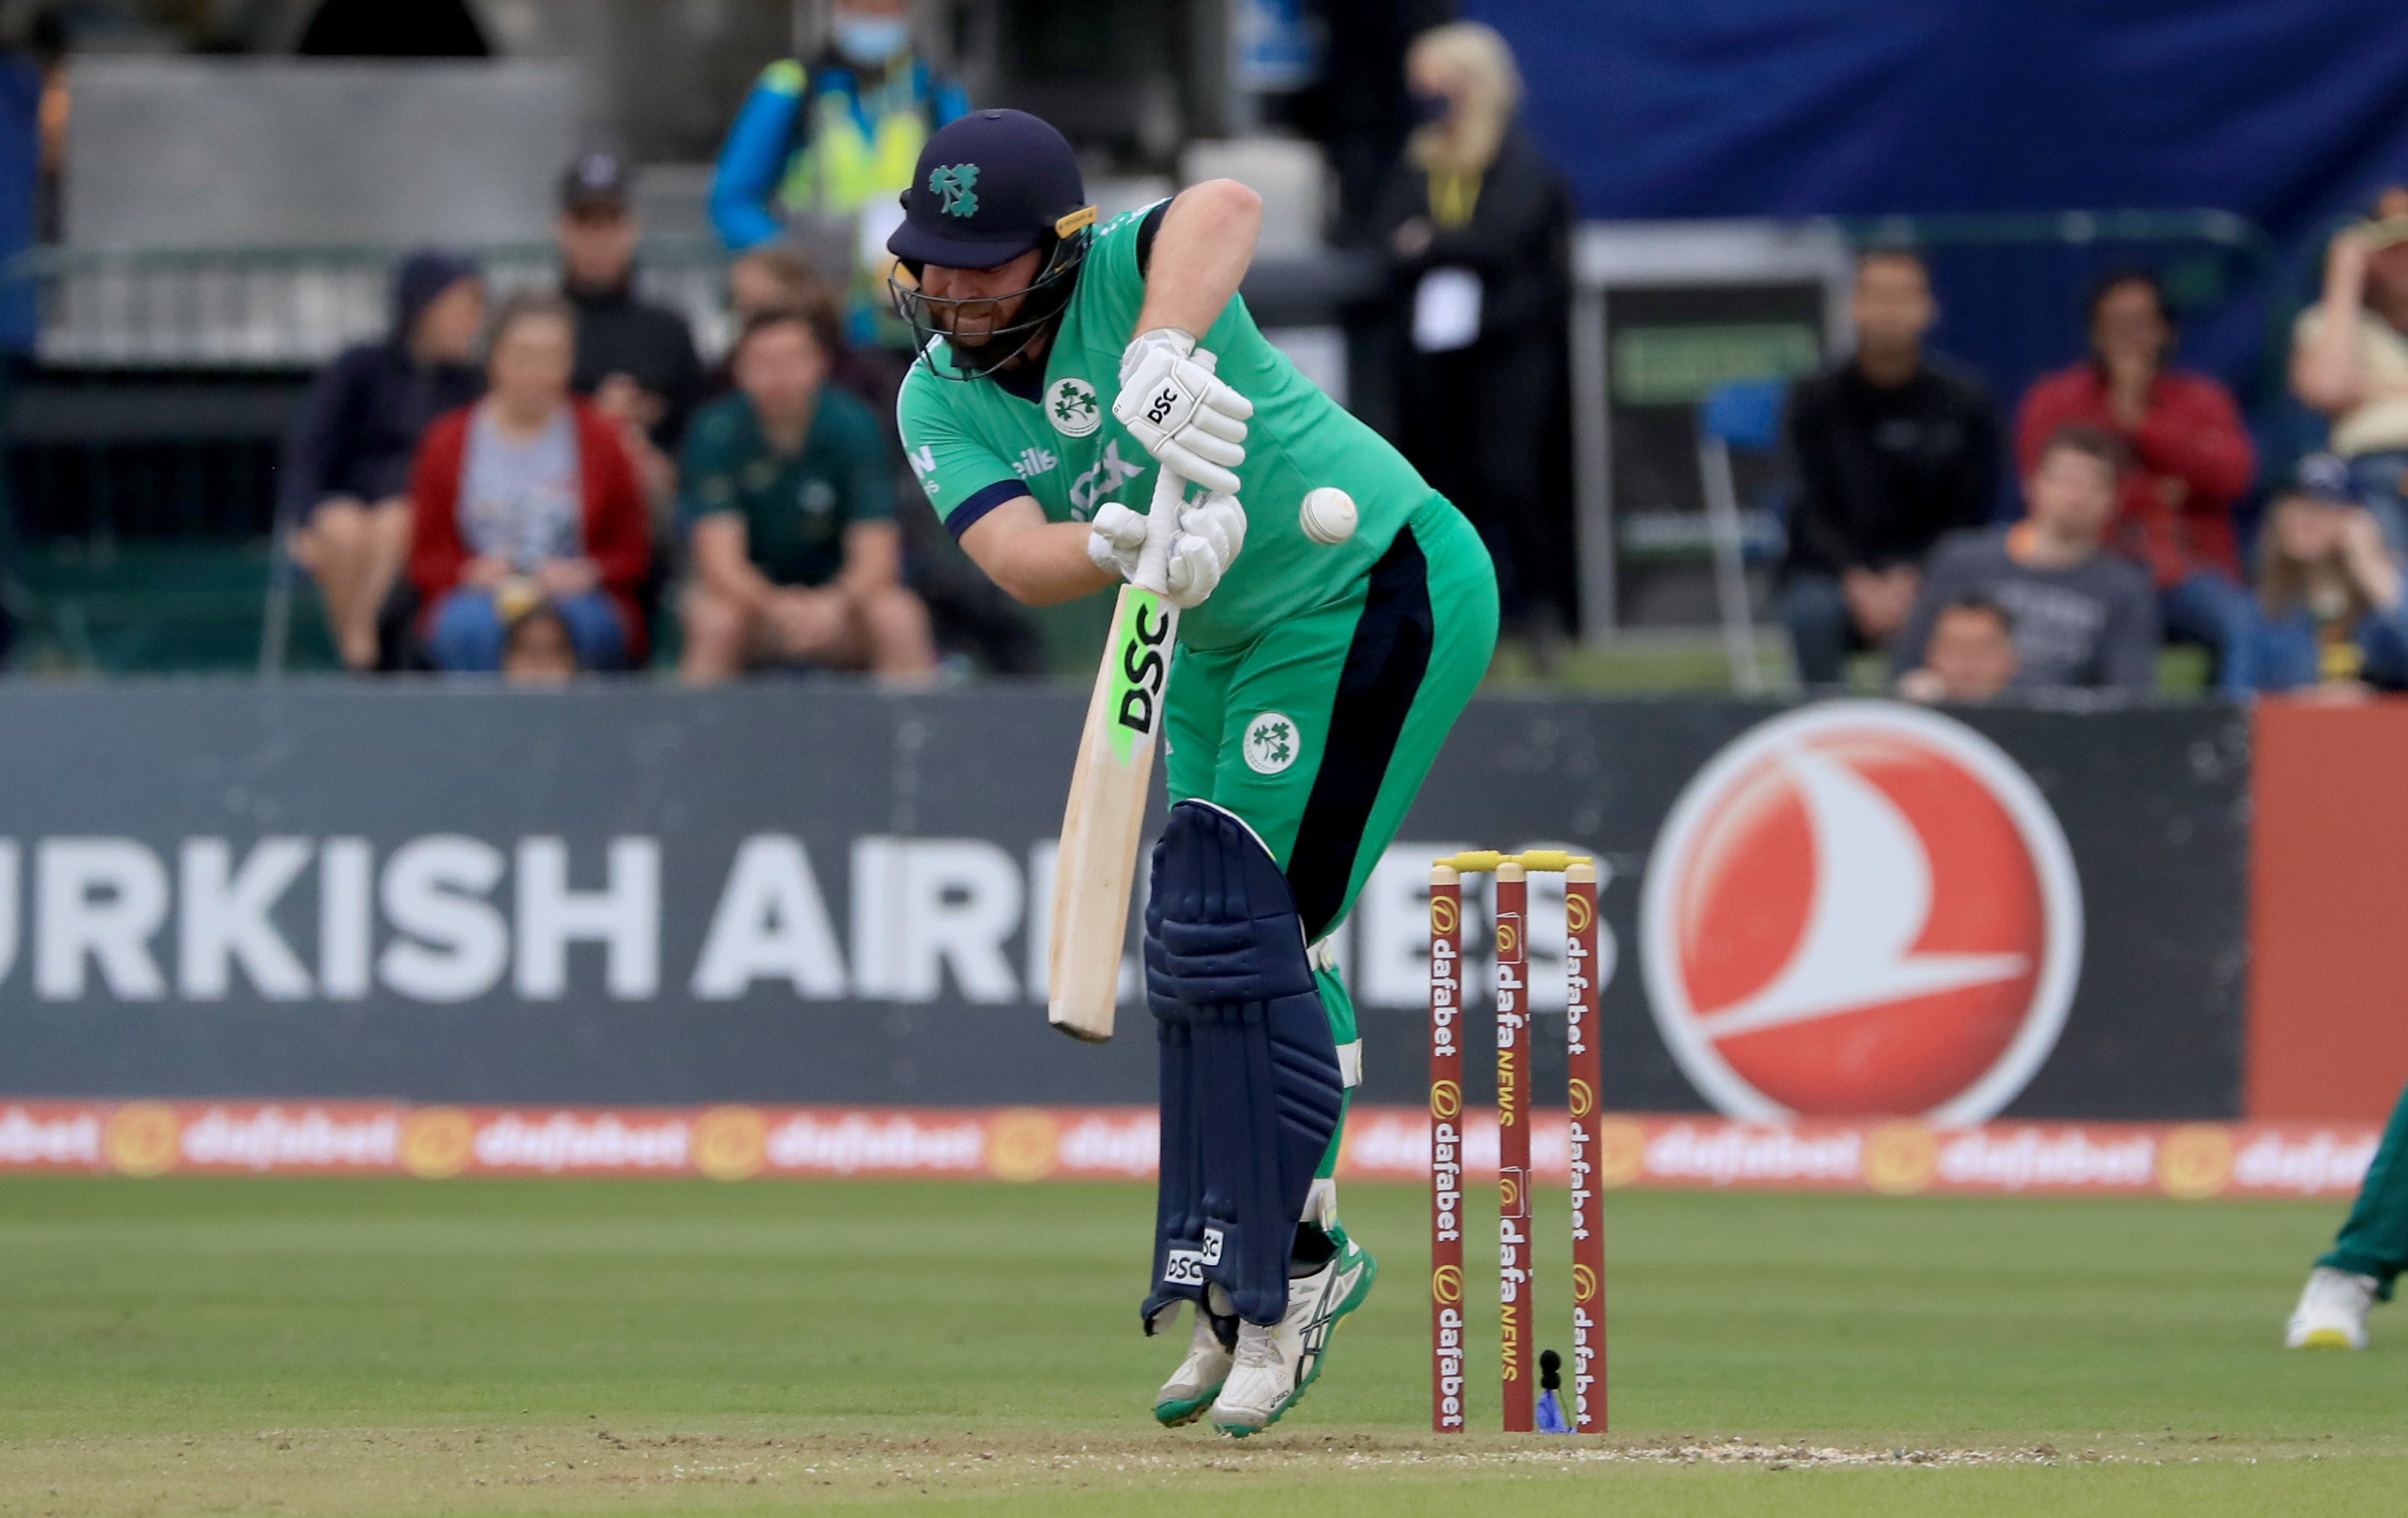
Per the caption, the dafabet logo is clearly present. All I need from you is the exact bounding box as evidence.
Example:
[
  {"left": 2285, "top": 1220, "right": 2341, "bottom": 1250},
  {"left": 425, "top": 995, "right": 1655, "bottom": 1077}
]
[{"left": 1640, "top": 702, "right": 2083, "bottom": 1122}]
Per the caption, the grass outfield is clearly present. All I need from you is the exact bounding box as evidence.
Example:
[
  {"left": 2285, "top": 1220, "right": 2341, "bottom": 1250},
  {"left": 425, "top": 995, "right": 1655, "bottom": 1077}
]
[{"left": 0, "top": 1178, "right": 2400, "bottom": 1515}]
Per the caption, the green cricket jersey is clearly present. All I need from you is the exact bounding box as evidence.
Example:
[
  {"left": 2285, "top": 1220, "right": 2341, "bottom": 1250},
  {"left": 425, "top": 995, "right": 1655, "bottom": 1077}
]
[
  {"left": 679, "top": 387, "right": 895, "bottom": 590},
  {"left": 896, "top": 200, "right": 1438, "bottom": 651}
]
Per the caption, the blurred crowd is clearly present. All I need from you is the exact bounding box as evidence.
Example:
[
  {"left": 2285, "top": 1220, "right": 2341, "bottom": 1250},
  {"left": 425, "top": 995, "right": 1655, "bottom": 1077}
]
[
  {"left": 270, "top": 8, "right": 1581, "bottom": 689},
  {"left": 1371, "top": 23, "right": 2408, "bottom": 706},
  {"left": 114, "top": 5, "right": 2408, "bottom": 703},
  {"left": 283, "top": 148, "right": 948, "bottom": 685},
  {"left": 1784, "top": 212, "right": 2408, "bottom": 705},
  {"left": 279, "top": 0, "right": 1006, "bottom": 685}
]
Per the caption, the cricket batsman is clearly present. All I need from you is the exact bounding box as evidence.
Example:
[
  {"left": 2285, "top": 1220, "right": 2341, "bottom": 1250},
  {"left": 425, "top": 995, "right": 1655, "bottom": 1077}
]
[{"left": 888, "top": 109, "right": 1499, "bottom": 1434}]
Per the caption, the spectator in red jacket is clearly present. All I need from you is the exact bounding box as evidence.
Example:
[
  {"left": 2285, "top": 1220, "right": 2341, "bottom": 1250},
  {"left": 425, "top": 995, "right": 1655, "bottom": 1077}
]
[
  {"left": 408, "top": 290, "right": 651, "bottom": 673},
  {"left": 2015, "top": 270, "right": 2259, "bottom": 695}
]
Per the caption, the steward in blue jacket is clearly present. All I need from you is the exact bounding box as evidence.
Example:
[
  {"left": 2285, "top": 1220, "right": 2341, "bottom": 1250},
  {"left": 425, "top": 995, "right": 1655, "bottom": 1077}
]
[{"left": 710, "top": 5, "right": 968, "bottom": 349}]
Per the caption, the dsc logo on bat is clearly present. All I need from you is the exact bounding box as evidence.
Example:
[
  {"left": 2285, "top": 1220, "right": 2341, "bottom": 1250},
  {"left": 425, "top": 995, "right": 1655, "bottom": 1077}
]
[{"left": 1109, "top": 596, "right": 1173, "bottom": 761}]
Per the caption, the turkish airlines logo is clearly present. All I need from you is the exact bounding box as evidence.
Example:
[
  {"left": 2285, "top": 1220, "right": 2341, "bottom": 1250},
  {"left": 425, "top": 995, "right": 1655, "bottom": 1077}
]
[{"left": 1640, "top": 703, "right": 2082, "bottom": 1123}]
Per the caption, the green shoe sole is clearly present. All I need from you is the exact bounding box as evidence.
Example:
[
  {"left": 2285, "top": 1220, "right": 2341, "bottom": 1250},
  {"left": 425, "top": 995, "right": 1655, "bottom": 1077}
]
[{"left": 1153, "top": 1379, "right": 1225, "bottom": 1427}]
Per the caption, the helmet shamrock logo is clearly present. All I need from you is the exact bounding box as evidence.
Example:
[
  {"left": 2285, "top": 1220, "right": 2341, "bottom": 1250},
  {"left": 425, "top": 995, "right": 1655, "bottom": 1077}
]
[{"left": 927, "top": 163, "right": 981, "bottom": 218}]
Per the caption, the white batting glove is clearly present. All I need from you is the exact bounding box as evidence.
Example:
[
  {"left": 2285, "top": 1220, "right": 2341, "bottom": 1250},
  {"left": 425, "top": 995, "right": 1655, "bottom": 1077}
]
[
  {"left": 1118, "top": 326, "right": 1199, "bottom": 383},
  {"left": 1163, "top": 491, "right": 1248, "bottom": 609},
  {"left": 1084, "top": 499, "right": 1148, "bottom": 582},
  {"left": 1113, "top": 331, "right": 1253, "bottom": 498}
]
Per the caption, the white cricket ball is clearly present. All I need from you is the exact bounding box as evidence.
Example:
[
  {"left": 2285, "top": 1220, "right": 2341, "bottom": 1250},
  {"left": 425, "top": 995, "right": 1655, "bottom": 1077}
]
[{"left": 1299, "top": 486, "right": 1358, "bottom": 545}]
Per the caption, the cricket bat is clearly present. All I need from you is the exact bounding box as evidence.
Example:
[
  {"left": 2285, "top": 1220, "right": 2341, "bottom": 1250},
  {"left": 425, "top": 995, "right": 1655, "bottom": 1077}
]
[{"left": 1048, "top": 464, "right": 1187, "bottom": 1041}]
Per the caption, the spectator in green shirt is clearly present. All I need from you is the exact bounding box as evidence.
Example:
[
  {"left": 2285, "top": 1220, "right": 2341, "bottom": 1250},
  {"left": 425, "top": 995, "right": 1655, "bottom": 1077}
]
[{"left": 678, "top": 306, "right": 935, "bottom": 682}]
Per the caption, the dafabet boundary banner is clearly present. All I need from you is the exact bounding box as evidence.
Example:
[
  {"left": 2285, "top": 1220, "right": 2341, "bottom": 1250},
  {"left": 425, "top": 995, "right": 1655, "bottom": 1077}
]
[
  {"left": 0, "top": 687, "right": 2248, "bottom": 1134},
  {"left": 0, "top": 1101, "right": 2367, "bottom": 1201}
]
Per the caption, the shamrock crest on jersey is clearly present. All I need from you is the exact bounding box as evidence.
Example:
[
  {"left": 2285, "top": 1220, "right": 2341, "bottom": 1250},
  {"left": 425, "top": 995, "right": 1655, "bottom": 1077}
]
[
  {"left": 1047, "top": 377, "right": 1102, "bottom": 438},
  {"left": 1243, "top": 713, "right": 1300, "bottom": 775},
  {"left": 927, "top": 163, "right": 981, "bottom": 218}
]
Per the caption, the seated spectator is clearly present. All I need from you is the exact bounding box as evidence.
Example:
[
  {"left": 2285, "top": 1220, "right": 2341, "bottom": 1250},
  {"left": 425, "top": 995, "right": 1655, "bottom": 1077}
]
[
  {"left": 1891, "top": 426, "right": 2160, "bottom": 697},
  {"left": 408, "top": 291, "right": 651, "bottom": 674},
  {"left": 2250, "top": 454, "right": 2408, "bottom": 696},
  {"left": 1897, "top": 596, "right": 2020, "bottom": 704},
  {"left": 280, "top": 248, "right": 484, "bottom": 669},
  {"left": 720, "top": 247, "right": 1043, "bottom": 677},
  {"left": 1780, "top": 248, "right": 2000, "bottom": 687},
  {"left": 678, "top": 307, "right": 933, "bottom": 683},
  {"left": 2017, "top": 268, "right": 2257, "bottom": 694},
  {"left": 558, "top": 152, "right": 704, "bottom": 473},
  {"left": 2291, "top": 188, "right": 2408, "bottom": 553}
]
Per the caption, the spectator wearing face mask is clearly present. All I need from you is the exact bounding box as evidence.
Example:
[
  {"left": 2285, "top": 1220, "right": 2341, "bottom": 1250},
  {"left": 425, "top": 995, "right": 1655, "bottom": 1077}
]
[
  {"left": 1373, "top": 20, "right": 1577, "bottom": 643},
  {"left": 708, "top": 0, "right": 969, "bottom": 353}
]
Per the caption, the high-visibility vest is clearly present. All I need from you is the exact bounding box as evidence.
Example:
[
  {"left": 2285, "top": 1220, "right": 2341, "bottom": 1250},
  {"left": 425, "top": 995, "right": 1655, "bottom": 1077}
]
[{"left": 776, "top": 60, "right": 937, "bottom": 218}]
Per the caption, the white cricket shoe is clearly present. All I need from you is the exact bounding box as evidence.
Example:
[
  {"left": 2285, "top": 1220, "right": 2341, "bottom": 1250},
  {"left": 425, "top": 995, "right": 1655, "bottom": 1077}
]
[
  {"left": 2286, "top": 1266, "right": 2377, "bottom": 1350},
  {"left": 1210, "top": 1233, "right": 1377, "bottom": 1438},
  {"left": 1152, "top": 1305, "right": 1235, "bottom": 1426}
]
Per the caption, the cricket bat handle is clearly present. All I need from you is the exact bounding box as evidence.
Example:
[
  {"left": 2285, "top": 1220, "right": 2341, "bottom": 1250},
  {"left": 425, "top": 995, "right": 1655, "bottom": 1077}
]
[{"left": 1132, "top": 465, "right": 1184, "bottom": 595}]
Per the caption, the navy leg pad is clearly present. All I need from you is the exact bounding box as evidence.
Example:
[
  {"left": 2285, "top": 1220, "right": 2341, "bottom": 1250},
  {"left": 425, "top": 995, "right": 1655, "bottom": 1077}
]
[
  {"left": 1141, "top": 1008, "right": 1207, "bottom": 1331},
  {"left": 1141, "top": 800, "right": 1344, "bottom": 1327}
]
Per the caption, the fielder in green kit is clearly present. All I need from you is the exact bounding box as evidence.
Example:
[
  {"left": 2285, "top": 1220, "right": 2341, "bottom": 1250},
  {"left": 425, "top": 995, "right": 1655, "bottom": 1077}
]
[{"left": 888, "top": 110, "right": 1497, "bottom": 1435}]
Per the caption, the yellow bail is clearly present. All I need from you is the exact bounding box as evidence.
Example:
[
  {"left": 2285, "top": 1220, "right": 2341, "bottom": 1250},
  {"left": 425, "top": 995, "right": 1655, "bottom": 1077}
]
[{"left": 1430, "top": 849, "right": 1593, "bottom": 875}]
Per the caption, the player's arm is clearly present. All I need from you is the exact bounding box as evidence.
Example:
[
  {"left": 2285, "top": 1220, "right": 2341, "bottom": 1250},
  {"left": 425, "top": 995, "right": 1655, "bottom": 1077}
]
[
  {"left": 958, "top": 497, "right": 1120, "bottom": 606},
  {"left": 958, "top": 483, "right": 1243, "bottom": 610},
  {"left": 1135, "top": 179, "right": 1262, "bottom": 338},
  {"left": 1111, "top": 183, "right": 1263, "bottom": 499},
  {"left": 903, "top": 375, "right": 1118, "bottom": 606}
]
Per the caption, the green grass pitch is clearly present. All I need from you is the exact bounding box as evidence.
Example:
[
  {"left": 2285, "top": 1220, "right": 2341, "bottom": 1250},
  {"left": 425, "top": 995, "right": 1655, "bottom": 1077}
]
[{"left": 0, "top": 1176, "right": 2400, "bottom": 1515}]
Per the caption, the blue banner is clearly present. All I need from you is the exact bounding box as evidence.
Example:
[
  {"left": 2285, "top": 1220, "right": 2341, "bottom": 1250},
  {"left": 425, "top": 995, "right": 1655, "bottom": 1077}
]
[{"left": 1467, "top": 1, "right": 2408, "bottom": 446}]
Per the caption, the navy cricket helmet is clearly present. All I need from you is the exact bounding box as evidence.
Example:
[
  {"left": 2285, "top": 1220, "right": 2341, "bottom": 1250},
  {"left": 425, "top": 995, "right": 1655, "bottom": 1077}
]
[
  {"left": 888, "top": 108, "right": 1093, "bottom": 271},
  {"left": 886, "top": 109, "right": 1099, "bottom": 381}
]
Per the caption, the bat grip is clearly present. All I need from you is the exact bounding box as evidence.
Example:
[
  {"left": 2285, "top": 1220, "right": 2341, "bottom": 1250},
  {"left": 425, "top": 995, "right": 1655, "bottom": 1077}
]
[{"left": 1132, "top": 465, "right": 1183, "bottom": 596}]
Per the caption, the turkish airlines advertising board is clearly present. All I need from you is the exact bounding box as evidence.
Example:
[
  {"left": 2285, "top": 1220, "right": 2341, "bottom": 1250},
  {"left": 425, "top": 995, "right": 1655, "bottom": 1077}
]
[
  {"left": 1641, "top": 703, "right": 2082, "bottom": 1124},
  {"left": 0, "top": 687, "right": 2247, "bottom": 1125}
]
